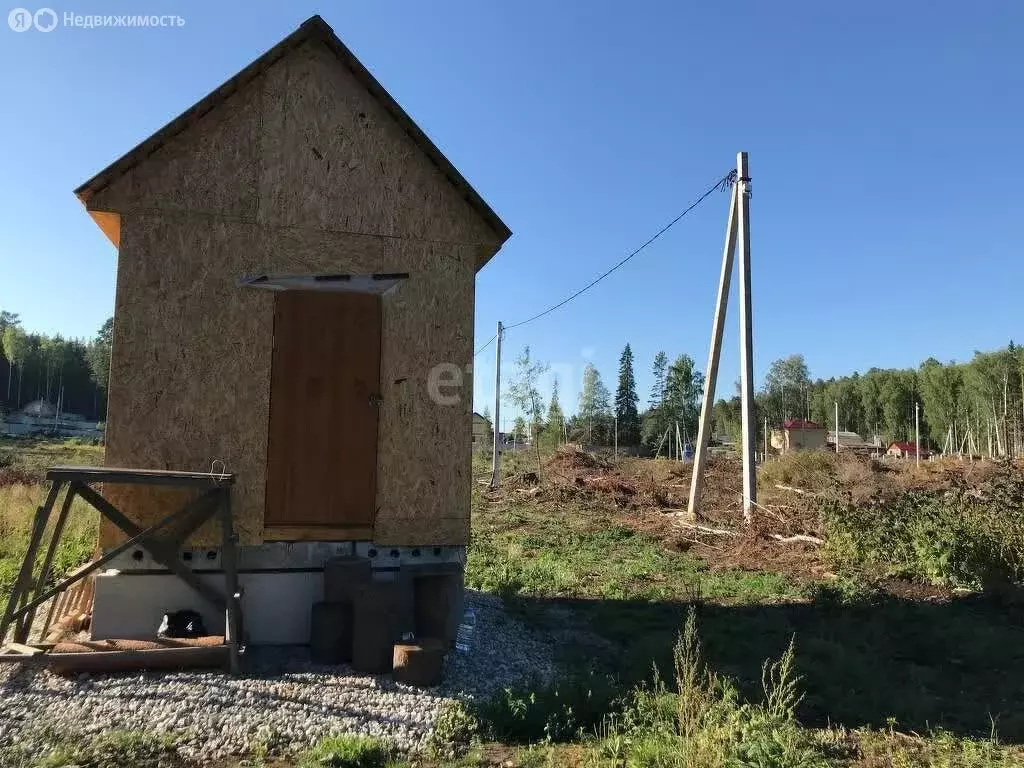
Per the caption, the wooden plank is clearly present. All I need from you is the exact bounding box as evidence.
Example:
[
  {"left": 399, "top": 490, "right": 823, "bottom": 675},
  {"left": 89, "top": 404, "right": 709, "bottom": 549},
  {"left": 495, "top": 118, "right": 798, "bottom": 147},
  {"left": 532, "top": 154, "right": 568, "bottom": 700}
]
[
  {"left": 5, "top": 643, "right": 44, "bottom": 656},
  {"left": 47, "top": 466, "right": 234, "bottom": 487},
  {"left": 0, "top": 645, "right": 230, "bottom": 672},
  {"left": 265, "top": 291, "right": 380, "bottom": 529},
  {"left": 26, "top": 484, "right": 78, "bottom": 640},
  {"left": 1, "top": 482, "right": 61, "bottom": 644},
  {"left": 263, "top": 525, "right": 374, "bottom": 542},
  {"left": 41, "top": 589, "right": 69, "bottom": 639},
  {"left": 219, "top": 488, "right": 242, "bottom": 674}
]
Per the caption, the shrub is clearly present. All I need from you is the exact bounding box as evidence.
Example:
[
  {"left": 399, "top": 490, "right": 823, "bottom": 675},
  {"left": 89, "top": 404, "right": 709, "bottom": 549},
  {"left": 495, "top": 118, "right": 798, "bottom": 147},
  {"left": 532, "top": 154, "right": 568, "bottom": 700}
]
[
  {"left": 475, "top": 671, "right": 625, "bottom": 744},
  {"left": 760, "top": 452, "right": 838, "bottom": 492},
  {"left": 592, "top": 609, "right": 835, "bottom": 768},
  {"left": 823, "top": 467, "right": 1024, "bottom": 588},
  {"left": 427, "top": 700, "right": 479, "bottom": 760}
]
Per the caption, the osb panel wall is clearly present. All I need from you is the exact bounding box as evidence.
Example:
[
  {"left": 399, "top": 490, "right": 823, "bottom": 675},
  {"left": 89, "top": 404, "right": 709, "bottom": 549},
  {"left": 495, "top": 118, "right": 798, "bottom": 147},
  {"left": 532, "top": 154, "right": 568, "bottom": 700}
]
[
  {"left": 96, "top": 37, "right": 499, "bottom": 548},
  {"left": 102, "top": 213, "right": 477, "bottom": 547},
  {"left": 101, "top": 214, "right": 274, "bottom": 547},
  {"left": 88, "top": 82, "right": 261, "bottom": 219},
  {"left": 256, "top": 40, "right": 498, "bottom": 246}
]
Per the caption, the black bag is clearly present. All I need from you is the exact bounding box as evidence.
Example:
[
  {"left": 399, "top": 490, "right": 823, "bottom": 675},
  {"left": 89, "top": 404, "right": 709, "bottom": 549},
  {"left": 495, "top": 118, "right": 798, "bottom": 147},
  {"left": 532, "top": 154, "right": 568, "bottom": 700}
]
[{"left": 157, "top": 609, "right": 207, "bottom": 638}]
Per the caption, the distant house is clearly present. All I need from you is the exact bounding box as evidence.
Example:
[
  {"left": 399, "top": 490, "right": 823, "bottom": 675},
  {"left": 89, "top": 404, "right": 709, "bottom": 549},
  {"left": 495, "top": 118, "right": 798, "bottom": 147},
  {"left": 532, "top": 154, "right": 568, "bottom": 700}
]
[
  {"left": 19, "top": 399, "right": 57, "bottom": 418},
  {"left": 887, "top": 441, "right": 928, "bottom": 459},
  {"left": 472, "top": 412, "right": 492, "bottom": 451},
  {"left": 828, "top": 430, "right": 879, "bottom": 453},
  {"left": 770, "top": 418, "right": 827, "bottom": 454},
  {"left": 3, "top": 400, "right": 104, "bottom": 439}
]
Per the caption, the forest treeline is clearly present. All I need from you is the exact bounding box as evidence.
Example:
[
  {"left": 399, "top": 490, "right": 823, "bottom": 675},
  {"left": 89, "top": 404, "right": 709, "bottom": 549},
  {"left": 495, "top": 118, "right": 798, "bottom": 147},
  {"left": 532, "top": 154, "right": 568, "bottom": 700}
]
[
  {"left": 0, "top": 310, "right": 112, "bottom": 421},
  {"left": 6, "top": 303, "right": 1022, "bottom": 457},
  {"left": 735, "top": 346, "right": 1024, "bottom": 455},
  {"left": 500, "top": 340, "right": 1024, "bottom": 456}
]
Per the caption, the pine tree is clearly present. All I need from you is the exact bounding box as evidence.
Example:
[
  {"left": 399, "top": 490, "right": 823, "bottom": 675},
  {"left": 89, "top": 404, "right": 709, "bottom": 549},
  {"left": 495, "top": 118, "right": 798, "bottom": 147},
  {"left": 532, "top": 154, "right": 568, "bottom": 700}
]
[{"left": 614, "top": 344, "right": 640, "bottom": 445}]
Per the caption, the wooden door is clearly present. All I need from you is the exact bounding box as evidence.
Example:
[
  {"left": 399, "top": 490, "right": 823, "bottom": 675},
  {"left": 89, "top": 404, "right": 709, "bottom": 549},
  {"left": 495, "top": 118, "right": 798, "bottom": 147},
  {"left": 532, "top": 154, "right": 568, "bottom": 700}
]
[{"left": 265, "top": 291, "right": 381, "bottom": 537}]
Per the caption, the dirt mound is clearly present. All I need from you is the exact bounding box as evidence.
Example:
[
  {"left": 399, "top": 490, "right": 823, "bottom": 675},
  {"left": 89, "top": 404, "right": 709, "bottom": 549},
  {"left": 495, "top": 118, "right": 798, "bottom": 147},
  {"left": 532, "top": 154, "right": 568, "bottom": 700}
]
[{"left": 546, "top": 447, "right": 609, "bottom": 473}]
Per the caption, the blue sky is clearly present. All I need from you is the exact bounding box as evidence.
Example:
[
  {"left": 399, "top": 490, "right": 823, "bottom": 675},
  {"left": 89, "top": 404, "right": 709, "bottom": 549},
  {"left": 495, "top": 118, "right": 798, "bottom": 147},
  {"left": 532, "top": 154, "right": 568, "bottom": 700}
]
[{"left": 1, "top": 1, "right": 1021, "bottom": 430}]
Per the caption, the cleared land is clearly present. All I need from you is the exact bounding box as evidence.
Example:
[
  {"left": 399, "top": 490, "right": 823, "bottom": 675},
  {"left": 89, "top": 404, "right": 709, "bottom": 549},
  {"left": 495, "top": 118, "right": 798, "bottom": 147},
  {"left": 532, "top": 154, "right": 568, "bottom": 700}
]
[{"left": 464, "top": 448, "right": 1024, "bottom": 767}]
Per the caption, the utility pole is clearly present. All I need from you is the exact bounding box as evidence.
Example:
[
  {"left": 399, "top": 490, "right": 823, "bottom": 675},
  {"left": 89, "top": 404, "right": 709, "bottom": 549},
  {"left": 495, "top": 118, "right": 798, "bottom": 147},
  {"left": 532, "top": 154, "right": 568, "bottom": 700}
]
[
  {"left": 915, "top": 400, "right": 921, "bottom": 468},
  {"left": 688, "top": 170, "right": 739, "bottom": 520},
  {"left": 834, "top": 401, "right": 840, "bottom": 454},
  {"left": 490, "top": 321, "right": 503, "bottom": 489},
  {"left": 763, "top": 416, "right": 768, "bottom": 462},
  {"left": 736, "top": 152, "right": 756, "bottom": 523}
]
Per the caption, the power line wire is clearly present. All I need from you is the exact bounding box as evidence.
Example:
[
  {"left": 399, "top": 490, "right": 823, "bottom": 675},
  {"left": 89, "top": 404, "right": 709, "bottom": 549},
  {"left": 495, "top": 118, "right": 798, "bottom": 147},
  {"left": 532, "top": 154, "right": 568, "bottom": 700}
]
[
  {"left": 474, "top": 334, "right": 497, "bottom": 357},
  {"left": 503, "top": 170, "right": 735, "bottom": 331}
]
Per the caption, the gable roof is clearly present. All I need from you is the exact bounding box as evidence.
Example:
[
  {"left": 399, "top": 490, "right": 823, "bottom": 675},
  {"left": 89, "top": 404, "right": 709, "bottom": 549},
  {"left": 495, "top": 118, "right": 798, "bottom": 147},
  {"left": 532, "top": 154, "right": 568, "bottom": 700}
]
[{"left": 74, "top": 15, "right": 511, "bottom": 264}]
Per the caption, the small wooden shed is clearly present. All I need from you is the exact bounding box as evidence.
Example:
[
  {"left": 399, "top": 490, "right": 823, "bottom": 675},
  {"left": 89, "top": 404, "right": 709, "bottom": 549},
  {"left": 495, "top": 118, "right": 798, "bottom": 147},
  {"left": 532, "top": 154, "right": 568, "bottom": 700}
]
[{"left": 75, "top": 16, "right": 510, "bottom": 551}]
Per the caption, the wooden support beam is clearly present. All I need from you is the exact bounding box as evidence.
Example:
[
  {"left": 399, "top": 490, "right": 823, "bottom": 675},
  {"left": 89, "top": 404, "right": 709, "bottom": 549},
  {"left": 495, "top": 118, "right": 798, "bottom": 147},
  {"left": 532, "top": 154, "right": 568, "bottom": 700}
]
[
  {"left": 219, "top": 488, "right": 243, "bottom": 674},
  {"left": 1, "top": 481, "right": 62, "bottom": 644},
  {"left": 4, "top": 642, "right": 44, "bottom": 656},
  {"left": 14, "top": 487, "right": 228, "bottom": 624},
  {"left": 22, "top": 484, "right": 78, "bottom": 641},
  {"left": 74, "top": 483, "right": 227, "bottom": 613},
  {"left": 47, "top": 466, "right": 234, "bottom": 487}
]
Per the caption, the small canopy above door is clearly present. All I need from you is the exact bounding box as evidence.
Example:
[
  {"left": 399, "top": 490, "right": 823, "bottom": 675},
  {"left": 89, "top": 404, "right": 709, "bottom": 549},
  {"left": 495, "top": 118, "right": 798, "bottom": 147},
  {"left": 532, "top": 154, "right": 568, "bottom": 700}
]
[{"left": 238, "top": 273, "right": 408, "bottom": 294}]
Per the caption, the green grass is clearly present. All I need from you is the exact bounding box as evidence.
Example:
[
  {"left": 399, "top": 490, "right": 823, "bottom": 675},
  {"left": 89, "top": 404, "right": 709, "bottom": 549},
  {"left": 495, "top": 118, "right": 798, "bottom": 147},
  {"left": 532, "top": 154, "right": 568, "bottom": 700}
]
[
  {"left": 0, "top": 438, "right": 102, "bottom": 612},
  {"left": 464, "top": 450, "right": 1024, "bottom": 766},
  {"left": 0, "top": 436, "right": 104, "bottom": 475},
  {"left": 0, "top": 483, "right": 98, "bottom": 607},
  {"left": 466, "top": 491, "right": 799, "bottom": 605},
  {"left": 0, "top": 728, "right": 183, "bottom": 768},
  {"left": 297, "top": 735, "right": 401, "bottom": 768}
]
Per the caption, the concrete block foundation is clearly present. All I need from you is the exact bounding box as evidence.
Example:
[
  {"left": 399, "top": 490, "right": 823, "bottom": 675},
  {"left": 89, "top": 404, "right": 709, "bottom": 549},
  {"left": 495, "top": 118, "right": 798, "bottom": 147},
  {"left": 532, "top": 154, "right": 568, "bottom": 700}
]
[{"left": 90, "top": 542, "right": 466, "bottom": 647}]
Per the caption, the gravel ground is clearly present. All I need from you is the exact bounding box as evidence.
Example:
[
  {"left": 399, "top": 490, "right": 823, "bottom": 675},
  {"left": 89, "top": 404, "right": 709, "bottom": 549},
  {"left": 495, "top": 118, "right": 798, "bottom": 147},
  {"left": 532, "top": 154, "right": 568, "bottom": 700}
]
[{"left": 0, "top": 589, "right": 555, "bottom": 762}]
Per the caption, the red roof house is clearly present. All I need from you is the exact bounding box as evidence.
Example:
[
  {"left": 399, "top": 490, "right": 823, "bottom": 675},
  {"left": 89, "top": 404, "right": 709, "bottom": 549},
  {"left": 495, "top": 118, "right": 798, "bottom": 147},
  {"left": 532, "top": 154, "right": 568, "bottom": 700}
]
[{"left": 886, "top": 441, "right": 928, "bottom": 459}]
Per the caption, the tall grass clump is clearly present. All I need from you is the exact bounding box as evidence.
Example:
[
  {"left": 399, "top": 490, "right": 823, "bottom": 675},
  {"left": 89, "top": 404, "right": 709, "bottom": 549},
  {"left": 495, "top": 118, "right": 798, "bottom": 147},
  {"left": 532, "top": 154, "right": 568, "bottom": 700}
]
[
  {"left": 759, "top": 452, "right": 838, "bottom": 492},
  {"left": 591, "top": 609, "right": 833, "bottom": 768},
  {"left": 298, "top": 734, "right": 398, "bottom": 768},
  {"left": 823, "top": 466, "right": 1024, "bottom": 588},
  {"left": 0, "top": 483, "right": 98, "bottom": 603}
]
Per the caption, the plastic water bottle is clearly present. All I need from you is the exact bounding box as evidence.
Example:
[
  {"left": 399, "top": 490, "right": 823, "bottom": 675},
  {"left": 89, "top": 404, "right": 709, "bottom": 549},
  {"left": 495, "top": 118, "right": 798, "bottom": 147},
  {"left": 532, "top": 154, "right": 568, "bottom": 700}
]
[{"left": 455, "top": 607, "right": 476, "bottom": 653}]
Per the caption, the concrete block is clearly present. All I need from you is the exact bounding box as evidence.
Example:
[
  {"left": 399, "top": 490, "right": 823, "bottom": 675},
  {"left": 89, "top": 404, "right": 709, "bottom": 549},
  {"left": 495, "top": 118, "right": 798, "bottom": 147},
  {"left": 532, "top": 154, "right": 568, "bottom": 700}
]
[{"left": 92, "top": 571, "right": 323, "bottom": 644}]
